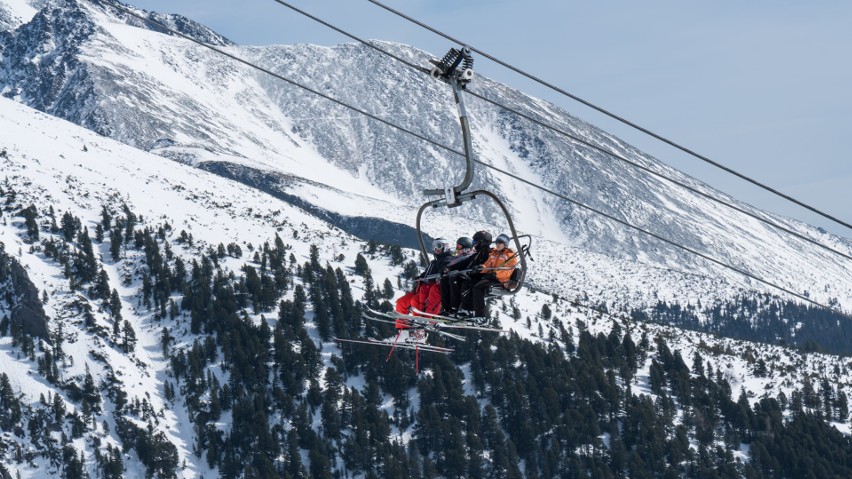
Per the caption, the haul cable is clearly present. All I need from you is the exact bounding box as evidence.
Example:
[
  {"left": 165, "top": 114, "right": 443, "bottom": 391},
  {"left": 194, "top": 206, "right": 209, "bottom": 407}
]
[
  {"left": 274, "top": 0, "right": 852, "bottom": 262},
  {"left": 366, "top": 0, "right": 852, "bottom": 232},
  {"left": 98, "top": 0, "right": 850, "bottom": 318}
]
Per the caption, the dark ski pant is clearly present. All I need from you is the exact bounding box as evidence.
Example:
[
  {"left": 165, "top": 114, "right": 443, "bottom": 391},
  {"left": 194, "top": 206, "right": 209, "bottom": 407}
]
[
  {"left": 471, "top": 278, "right": 500, "bottom": 318},
  {"left": 442, "top": 274, "right": 498, "bottom": 317},
  {"left": 441, "top": 275, "right": 473, "bottom": 313}
]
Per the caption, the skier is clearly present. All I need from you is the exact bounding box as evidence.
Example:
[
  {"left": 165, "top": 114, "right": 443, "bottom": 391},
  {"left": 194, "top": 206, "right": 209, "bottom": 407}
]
[
  {"left": 437, "top": 236, "right": 475, "bottom": 313},
  {"left": 393, "top": 238, "right": 453, "bottom": 344},
  {"left": 469, "top": 233, "right": 518, "bottom": 319},
  {"left": 440, "top": 231, "right": 492, "bottom": 316},
  {"left": 395, "top": 237, "right": 454, "bottom": 316}
]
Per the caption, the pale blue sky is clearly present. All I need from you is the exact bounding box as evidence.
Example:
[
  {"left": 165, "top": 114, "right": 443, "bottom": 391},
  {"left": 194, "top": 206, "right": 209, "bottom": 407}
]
[{"left": 130, "top": 0, "right": 852, "bottom": 238}]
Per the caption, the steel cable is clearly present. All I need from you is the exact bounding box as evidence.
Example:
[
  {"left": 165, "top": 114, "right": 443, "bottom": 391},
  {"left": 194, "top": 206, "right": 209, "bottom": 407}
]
[
  {"left": 366, "top": 0, "right": 852, "bottom": 232},
  {"left": 274, "top": 0, "right": 852, "bottom": 263},
  {"left": 97, "top": 0, "right": 849, "bottom": 318}
]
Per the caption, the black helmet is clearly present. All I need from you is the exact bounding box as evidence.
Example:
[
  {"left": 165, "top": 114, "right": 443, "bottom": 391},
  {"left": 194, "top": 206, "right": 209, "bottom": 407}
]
[
  {"left": 456, "top": 236, "right": 473, "bottom": 254},
  {"left": 495, "top": 233, "right": 511, "bottom": 245},
  {"left": 472, "top": 230, "right": 492, "bottom": 246}
]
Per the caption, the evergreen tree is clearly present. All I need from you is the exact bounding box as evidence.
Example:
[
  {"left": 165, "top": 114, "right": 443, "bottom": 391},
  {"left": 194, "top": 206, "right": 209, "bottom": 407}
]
[
  {"left": 77, "top": 228, "right": 98, "bottom": 282},
  {"left": 109, "top": 227, "right": 123, "bottom": 261},
  {"left": 122, "top": 320, "right": 137, "bottom": 353},
  {"left": 61, "top": 211, "right": 78, "bottom": 242},
  {"left": 382, "top": 278, "right": 394, "bottom": 300},
  {"left": 81, "top": 365, "right": 101, "bottom": 415},
  {"left": 354, "top": 253, "right": 370, "bottom": 276},
  {"left": 0, "top": 373, "right": 22, "bottom": 430},
  {"left": 19, "top": 205, "right": 39, "bottom": 240},
  {"left": 110, "top": 289, "right": 122, "bottom": 327}
]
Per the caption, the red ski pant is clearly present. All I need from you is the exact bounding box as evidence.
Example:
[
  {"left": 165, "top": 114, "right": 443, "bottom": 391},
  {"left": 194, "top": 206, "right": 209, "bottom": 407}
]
[
  {"left": 395, "top": 290, "right": 418, "bottom": 316},
  {"left": 394, "top": 282, "right": 443, "bottom": 317},
  {"left": 395, "top": 290, "right": 420, "bottom": 331},
  {"left": 419, "top": 282, "right": 442, "bottom": 315}
]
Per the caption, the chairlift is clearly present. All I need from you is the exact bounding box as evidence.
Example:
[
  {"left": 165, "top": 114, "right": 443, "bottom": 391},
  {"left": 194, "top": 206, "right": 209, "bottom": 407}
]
[{"left": 415, "top": 47, "right": 528, "bottom": 296}]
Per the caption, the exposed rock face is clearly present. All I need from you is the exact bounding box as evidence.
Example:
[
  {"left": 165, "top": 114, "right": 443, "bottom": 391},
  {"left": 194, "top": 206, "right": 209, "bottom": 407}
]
[{"left": 0, "top": 243, "right": 49, "bottom": 341}]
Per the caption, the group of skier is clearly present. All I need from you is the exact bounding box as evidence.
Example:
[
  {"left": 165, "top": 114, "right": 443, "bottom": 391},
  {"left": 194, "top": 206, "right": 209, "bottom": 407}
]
[{"left": 394, "top": 230, "right": 519, "bottom": 322}]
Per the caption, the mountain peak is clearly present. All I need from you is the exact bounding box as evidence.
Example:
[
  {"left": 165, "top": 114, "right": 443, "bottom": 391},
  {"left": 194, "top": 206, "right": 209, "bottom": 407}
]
[
  {"left": 123, "top": 7, "right": 233, "bottom": 47},
  {"left": 1, "top": 0, "right": 850, "bottom": 312}
]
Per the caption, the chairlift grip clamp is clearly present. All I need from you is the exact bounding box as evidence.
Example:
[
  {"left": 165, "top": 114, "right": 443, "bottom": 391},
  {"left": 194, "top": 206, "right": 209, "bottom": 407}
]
[{"left": 444, "top": 187, "right": 458, "bottom": 207}]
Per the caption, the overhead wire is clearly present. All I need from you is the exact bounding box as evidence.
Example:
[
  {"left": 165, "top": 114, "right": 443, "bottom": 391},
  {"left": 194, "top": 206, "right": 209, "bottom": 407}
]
[
  {"left": 366, "top": 0, "right": 852, "bottom": 233},
  {"left": 273, "top": 0, "right": 852, "bottom": 264},
  {"left": 463, "top": 90, "right": 852, "bottom": 263},
  {"left": 97, "top": 0, "right": 849, "bottom": 318}
]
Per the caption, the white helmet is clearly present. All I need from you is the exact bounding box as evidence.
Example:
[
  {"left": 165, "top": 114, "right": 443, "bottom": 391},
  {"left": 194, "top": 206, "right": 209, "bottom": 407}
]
[{"left": 431, "top": 238, "right": 452, "bottom": 254}]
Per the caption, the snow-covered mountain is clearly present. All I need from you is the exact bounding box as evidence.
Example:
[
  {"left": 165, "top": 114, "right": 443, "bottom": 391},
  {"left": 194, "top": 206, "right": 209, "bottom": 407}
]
[
  {"left": 0, "top": 0, "right": 849, "bottom": 313},
  {"left": 2, "top": 91, "right": 852, "bottom": 479},
  {"left": 3, "top": 1, "right": 852, "bottom": 477}
]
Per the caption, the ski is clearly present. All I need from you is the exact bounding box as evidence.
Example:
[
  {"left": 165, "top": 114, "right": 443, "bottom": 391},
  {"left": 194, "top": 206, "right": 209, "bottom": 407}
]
[
  {"left": 432, "top": 322, "right": 507, "bottom": 333},
  {"left": 360, "top": 313, "right": 468, "bottom": 342},
  {"left": 334, "top": 337, "right": 454, "bottom": 354},
  {"left": 410, "top": 307, "right": 482, "bottom": 322},
  {"left": 365, "top": 306, "right": 457, "bottom": 325},
  {"left": 364, "top": 308, "right": 460, "bottom": 330},
  {"left": 363, "top": 307, "right": 443, "bottom": 324},
  {"left": 367, "top": 338, "right": 453, "bottom": 353},
  {"left": 409, "top": 308, "right": 506, "bottom": 332},
  {"left": 364, "top": 307, "right": 505, "bottom": 333}
]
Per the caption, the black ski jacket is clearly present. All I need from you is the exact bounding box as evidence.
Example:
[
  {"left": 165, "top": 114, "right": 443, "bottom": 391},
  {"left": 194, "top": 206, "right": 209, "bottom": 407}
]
[
  {"left": 445, "top": 246, "right": 489, "bottom": 273},
  {"left": 421, "top": 251, "right": 453, "bottom": 280}
]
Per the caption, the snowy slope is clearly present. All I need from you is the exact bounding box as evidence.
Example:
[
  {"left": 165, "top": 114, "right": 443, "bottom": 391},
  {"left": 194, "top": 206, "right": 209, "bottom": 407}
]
[
  {"left": 1, "top": 4, "right": 852, "bottom": 479},
  {"left": 0, "top": 94, "right": 430, "bottom": 477}
]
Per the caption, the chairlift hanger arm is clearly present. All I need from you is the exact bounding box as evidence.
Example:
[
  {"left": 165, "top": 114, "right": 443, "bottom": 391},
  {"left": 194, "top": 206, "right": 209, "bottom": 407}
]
[{"left": 424, "top": 47, "right": 476, "bottom": 202}]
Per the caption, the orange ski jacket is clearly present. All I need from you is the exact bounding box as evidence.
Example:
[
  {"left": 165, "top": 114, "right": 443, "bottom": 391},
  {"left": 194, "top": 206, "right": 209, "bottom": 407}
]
[{"left": 481, "top": 247, "right": 518, "bottom": 284}]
